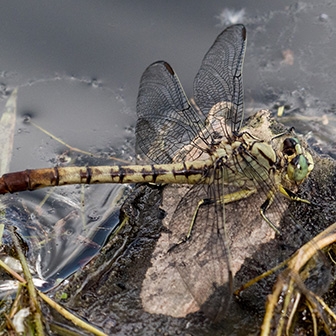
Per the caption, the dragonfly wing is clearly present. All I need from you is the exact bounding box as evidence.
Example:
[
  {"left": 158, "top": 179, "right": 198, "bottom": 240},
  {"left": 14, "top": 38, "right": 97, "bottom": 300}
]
[
  {"left": 136, "top": 61, "right": 208, "bottom": 164},
  {"left": 193, "top": 24, "right": 246, "bottom": 134},
  {"left": 167, "top": 182, "right": 232, "bottom": 319}
]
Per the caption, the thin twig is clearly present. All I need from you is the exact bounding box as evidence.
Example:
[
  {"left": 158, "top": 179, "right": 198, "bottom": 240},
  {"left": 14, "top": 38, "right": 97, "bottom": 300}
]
[
  {"left": 9, "top": 226, "right": 44, "bottom": 336},
  {"left": 38, "top": 291, "right": 107, "bottom": 336}
]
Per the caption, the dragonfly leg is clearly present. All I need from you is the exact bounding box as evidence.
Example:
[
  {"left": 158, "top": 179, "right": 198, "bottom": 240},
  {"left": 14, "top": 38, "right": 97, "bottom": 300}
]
[
  {"left": 260, "top": 194, "right": 281, "bottom": 234},
  {"left": 260, "top": 184, "right": 311, "bottom": 235},
  {"left": 168, "top": 188, "right": 257, "bottom": 252},
  {"left": 168, "top": 198, "right": 209, "bottom": 252},
  {"left": 220, "top": 188, "right": 257, "bottom": 204},
  {"left": 278, "top": 184, "right": 311, "bottom": 204},
  {"left": 186, "top": 189, "right": 257, "bottom": 241}
]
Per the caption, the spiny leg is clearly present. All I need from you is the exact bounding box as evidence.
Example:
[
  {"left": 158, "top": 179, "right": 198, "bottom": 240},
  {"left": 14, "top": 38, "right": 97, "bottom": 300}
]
[
  {"left": 168, "top": 197, "right": 209, "bottom": 252},
  {"left": 260, "top": 184, "right": 311, "bottom": 235},
  {"left": 168, "top": 188, "right": 257, "bottom": 252},
  {"left": 278, "top": 184, "right": 311, "bottom": 204},
  {"left": 260, "top": 190, "right": 281, "bottom": 234}
]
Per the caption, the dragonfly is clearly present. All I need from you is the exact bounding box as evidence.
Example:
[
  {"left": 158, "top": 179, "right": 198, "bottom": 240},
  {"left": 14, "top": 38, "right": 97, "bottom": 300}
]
[{"left": 0, "top": 25, "right": 314, "bottom": 319}]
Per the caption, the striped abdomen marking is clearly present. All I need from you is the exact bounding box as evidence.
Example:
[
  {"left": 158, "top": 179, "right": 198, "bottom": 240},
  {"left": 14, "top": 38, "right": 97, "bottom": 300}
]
[{"left": 0, "top": 160, "right": 213, "bottom": 194}]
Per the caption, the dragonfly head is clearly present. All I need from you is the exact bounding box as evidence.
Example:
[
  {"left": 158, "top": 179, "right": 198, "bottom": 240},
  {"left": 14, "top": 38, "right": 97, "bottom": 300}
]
[{"left": 282, "top": 137, "right": 314, "bottom": 183}]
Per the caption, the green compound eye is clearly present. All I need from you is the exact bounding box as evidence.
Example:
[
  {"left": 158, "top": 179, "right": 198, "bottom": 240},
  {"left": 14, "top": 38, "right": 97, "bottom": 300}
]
[{"left": 287, "top": 154, "right": 309, "bottom": 182}]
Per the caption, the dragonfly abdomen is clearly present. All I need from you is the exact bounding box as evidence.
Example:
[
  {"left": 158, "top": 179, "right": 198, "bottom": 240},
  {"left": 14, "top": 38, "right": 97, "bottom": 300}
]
[{"left": 0, "top": 160, "right": 214, "bottom": 194}]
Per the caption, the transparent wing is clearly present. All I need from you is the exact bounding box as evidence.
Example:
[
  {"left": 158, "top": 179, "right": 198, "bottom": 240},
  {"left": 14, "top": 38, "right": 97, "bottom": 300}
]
[
  {"left": 193, "top": 24, "right": 246, "bottom": 134},
  {"left": 136, "top": 61, "right": 209, "bottom": 164},
  {"left": 167, "top": 181, "right": 233, "bottom": 319}
]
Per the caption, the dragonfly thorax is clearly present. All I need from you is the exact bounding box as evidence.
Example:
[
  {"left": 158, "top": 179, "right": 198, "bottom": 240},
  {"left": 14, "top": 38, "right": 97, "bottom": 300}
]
[{"left": 213, "top": 119, "right": 314, "bottom": 191}]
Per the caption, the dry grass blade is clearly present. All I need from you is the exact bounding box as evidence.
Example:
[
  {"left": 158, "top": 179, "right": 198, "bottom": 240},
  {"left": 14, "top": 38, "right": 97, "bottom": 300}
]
[
  {"left": 0, "top": 239, "right": 108, "bottom": 336},
  {"left": 9, "top": 226, "right": 44, "bottom": 335},
  {"left": 0, "top": 88, "right": 17, "bottom": 175},
  {"left": 28, "top": 119, "right": 131, "bottom": 164},
  {"left": 260, "top": 223, "right": 336, "bottom": 336},
  {"left": 38, "top": 291, "right": 108, "bottom": 336}
]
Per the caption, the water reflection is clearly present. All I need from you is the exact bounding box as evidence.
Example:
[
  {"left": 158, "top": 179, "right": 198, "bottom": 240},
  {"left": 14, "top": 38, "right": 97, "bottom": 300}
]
[{"left": 0, "top": 79, "right": 134, "bottom": 294}]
